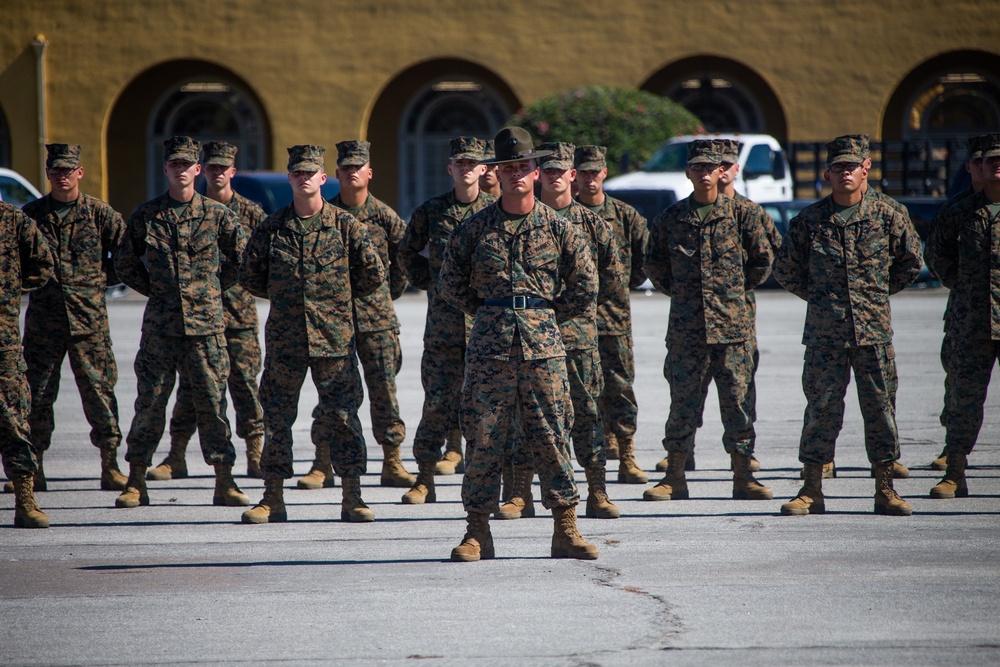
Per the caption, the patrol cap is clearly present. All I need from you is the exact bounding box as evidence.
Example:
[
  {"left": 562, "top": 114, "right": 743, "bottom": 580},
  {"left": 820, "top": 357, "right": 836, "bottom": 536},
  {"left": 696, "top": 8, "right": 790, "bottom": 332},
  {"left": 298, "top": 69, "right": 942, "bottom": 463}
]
[
  {"left": 482, "top": 139, "right": 495, "bottom": 161},
  {"left": 826, "top": 134, "right": 870, "bottom": 165},
  {"left": 163, "top": 136, "right": 201, "bottom": 164},
  {"left": 482, "top": 127, "right": 552, "bottom": 165},
  {"left": 336, "top": 140, "right": 370, "bottom": 167},
  {"left": 574, "top": 145, "right": 607, "bottom": 171},
  {"left": 287, "top": 145, "right": 326, "bottom": 172},
  {"left": 981, "top": 133, "right": 1000, "bottom": 159},
  {"left": 687, "top": 139, "right": 723, "bottom": 165},
  {"left": 449, "top": 136, "right": 486, "bottom": 161},
  {"left": 45, "top": 144, "right": 81, "bottom": 169},
  {"left": 538, "top": 142, "right": 576, "bottom": 170},
  {"left": 719, "top": 139, "right": 741, "bottom": 165},
  {"left": 203, "top": 141, "right": 237, "bottom": 166},
  {"left": 967, "top": 135, "right": 984, "bottom": 160}
]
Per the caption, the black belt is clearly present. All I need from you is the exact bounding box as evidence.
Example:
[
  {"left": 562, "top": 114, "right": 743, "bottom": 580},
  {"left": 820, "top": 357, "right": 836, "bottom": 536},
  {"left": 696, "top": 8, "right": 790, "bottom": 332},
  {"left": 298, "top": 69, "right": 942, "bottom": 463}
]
[{"left": 483, "top": 296, "right": 552, "bottom": 310}]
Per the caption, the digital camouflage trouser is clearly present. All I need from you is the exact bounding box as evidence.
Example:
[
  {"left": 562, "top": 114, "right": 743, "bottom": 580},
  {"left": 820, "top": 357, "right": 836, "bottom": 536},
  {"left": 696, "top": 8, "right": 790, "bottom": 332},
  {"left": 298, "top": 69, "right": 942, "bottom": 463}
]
[
  {"left": 124, "top": 333, "right": 236, "bottom": 467},
  {"left": 798, "top": 344, "right": 900, "bottom": 465},
  {"left": 412, "top": 344, "right": 464, "bottom": 465},
  {"left": 356, "top": 328, "right": 405, "bottom": 448},
  {"left": 170, "top": 326, "right": 263, "bottom": 442},
  {"left": 598, "top": 332, "right": 637, "bottom": 440},
  {"left": 663, "top": 340, "right": 756, "bottom": 456},
  {"left": 258, "top": 354, "right": 367, "bottom": 479},
  {"left": 509, "top": 347, "right": 606, "bottom": 469},
  {"left": 461, "top": 353, "right": 578, "bottom": 514},
  {"left": 943, "top": 338, "right": 999, "bottom": 456},
  {"left": 0, "top": 351, "right": 37, "bottom": 479},
  {"left": 23, "top": 327, "right": 121, "bottom": 451}
]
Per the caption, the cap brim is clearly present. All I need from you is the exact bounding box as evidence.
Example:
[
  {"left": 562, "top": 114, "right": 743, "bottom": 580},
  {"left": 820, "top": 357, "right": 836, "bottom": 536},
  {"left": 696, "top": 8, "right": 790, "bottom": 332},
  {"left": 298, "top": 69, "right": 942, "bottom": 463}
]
[
  {"left": 164, "top": 154, "right": 198, "bottom": 164},
  {"left": 288, "top": 161, "right": 323, "bottom": 172},
  {"left": 47, "top": 160, "right": 79, "bottom": 169},
  {"left": 337, "top": 158, "right": 368, "bottom": 167},
  {"left": 481, "top": 149, "right": 553, "bottom": 165},
  {"left": 982, "top": 149, "right": 1000, "bottom": 159},
  {"left": 450, "top": 153, "right": 483, "bottom": 161},
  {"left": 539, "top": 160, "right": 573, "bottom": 171},
  {"left": 687, "top": 156, "right": 719, "bottom": 165},
  {"left": 204, "top": 158, "right": 233, "bottom": 166}
]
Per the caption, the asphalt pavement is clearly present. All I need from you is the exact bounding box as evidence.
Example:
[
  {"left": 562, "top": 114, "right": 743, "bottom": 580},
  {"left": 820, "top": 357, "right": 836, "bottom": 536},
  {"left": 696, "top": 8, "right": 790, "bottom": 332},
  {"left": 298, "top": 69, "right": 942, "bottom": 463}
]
[{"left": 1, "top": 288, "right": 998, "bottom": 666}]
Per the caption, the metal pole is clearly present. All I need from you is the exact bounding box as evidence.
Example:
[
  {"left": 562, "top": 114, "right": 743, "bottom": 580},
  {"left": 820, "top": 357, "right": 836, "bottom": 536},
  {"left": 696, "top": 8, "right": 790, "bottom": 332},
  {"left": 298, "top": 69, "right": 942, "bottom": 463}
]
[{"left": 32, "top": 35, "right": 48, "bottom": 190}]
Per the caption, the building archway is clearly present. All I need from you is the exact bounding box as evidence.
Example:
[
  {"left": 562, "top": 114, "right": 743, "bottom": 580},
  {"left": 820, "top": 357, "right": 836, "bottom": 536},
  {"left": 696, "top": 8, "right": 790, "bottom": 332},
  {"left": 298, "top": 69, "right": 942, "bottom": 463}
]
[
  {"left": 641, "top": 55, "right": 787, "bottom": 142},
  {"left": 882, "top": 50, "right": 1000, "bottom": 143},
  {"left": 367, "top": 59, "right": 518, "bottom": 215},
  {"left": 0, "top": 105, "right": 10, "bottom": 168},
  {"left": 106, "top": 60, "right": 270, "bottom": 213}
]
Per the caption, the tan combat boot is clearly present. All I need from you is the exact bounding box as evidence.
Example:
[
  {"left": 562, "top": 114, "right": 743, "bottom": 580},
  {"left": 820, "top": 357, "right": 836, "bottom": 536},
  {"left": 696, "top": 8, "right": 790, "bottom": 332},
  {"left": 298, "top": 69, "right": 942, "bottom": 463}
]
[
  {"left": 242, "top": 478, "right": 287, "bottom": 523},
  {"left": 605, "top": 431, "right": 619, "bottom": 460},
  {"left": 643, "top": 450, "right": 689, "bottom": 501},
  {"left": 435, "top": 429, "right": 465, "bottom": 475},
  {"left": 341, "top": 475, "right": 375, "bottom": 522},
  {"left": 245, "top": 435, "right": 263, "bottom": 478},
  {"left": 12, "top": 474, "right": 50, "bottom": 528},
  {"left": 931, "top": 447, "right": 948, "bottom": 471},
  {"left": 213, "top": 463, "right": 250, "bottom": 506},
  {"left": 800, "top": 461, "right": 836, "bottom": 479},
  {"left": 451, "top": 512, "right": 494, "bottom": 562},
  {"left": 100, "top": 446, "right": 128, "bottom": 491},
  {"left": 297, "top": 443, "right": 336, "bottom": 489},
  {"left": 551, "top": 505, "right": 599, "bottom": 560},
  {"left": 731, "top": 451, "right": 773, "bottom": 500},
  {"left": 873, "top": 461, "right": 913, "bottom": 516},
  {"left": 4, "top": 450, "right": 46, "bottom": 493},
  {"left": 617, "top": 434, "right": 648, "bottom": 484},
  {"left": 146, "top": 436, "right": 189, "bottom": 481},
  {"left": 401, "top": 461, "right": 436, "bottom": 504},
  {"left": 655, "top": 450, "right": 696, "bottom": 473},
  {"left": 115, "top": 463, "right": 150, "bottom": 508},
  {"left": 781, "top": 462, "right": 825, "bottom": 515},
  {"left": 495, "top": 466, "right": 535, "bottom": 519},
  {"left": 584, "top": 465, "right": 620, "bottom": 519},
  {"left": 930, "top": 448, "right": 969, "bottom": 499},
  {"left": 380, "top": 445, "right": 415, "bottom": 488},
  {"left": 870, "top": 461, "right": 910, "bottom": 479}
]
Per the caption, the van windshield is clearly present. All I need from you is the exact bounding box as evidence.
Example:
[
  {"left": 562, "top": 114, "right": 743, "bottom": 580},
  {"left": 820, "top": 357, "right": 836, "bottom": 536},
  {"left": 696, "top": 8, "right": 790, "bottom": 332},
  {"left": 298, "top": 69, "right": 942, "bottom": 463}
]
[{"left": 641, "top": 143, "right": 690, "bottom": 172}]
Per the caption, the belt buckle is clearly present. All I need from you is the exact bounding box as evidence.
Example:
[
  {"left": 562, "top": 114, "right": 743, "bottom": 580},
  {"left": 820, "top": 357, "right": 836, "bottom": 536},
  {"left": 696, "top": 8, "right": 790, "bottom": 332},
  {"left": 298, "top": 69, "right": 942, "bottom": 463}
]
[{"left": 512, "top": 295, "right": 527, "bottom": 310}]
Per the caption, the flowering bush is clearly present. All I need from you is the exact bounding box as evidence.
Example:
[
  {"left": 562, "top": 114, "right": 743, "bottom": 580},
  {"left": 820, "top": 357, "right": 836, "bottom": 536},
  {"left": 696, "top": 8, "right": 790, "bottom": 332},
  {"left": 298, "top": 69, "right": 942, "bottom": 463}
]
[{"left": 507, "top": 86, "right": 702, "bottom": 177}]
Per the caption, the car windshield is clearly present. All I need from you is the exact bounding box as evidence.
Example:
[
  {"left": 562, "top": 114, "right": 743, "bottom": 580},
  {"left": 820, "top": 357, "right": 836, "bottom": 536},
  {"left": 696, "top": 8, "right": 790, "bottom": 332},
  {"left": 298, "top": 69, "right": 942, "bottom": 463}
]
[{"left": 641, "top": 143, "right": 690, "bottom": 172}]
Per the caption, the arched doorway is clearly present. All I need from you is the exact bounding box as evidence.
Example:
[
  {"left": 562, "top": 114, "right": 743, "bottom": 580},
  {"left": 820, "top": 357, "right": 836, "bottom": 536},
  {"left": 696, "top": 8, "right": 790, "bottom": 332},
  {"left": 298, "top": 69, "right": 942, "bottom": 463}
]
[
  {"left": 106, "top": 60, "right": 270, "bottom": 213},
  {"left": 641, "top": 55, "right": 787, "bottom": 142},
  {"left": 883, "top": 51, "right": 1000, "bottom": 142},
  {"left": 367, "top": 59, "right": 518, "bottom": 216}
]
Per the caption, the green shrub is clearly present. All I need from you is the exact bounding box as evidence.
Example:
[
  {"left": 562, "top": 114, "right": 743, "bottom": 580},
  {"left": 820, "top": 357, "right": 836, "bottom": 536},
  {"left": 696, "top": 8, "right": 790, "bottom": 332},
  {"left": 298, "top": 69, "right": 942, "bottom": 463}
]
[{"left": 507, "top": 86, "right": 702, "bottom": 177}]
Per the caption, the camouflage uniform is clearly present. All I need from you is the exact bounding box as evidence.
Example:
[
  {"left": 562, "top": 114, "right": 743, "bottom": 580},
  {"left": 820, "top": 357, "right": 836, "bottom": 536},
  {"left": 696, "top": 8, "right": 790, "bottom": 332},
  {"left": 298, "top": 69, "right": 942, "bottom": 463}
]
[
  {"left": 115, "top": 185, "right": 246, "bottom": 467},
  {"left": 399, "top": 182, "right": 496, "bottom": 465},
  {"left": 240, "top": 199, "right": 385, "bottom": 479},
  {"left": 438, "top": 199, "right": 598, "bottom": 513},
  {"left": 645, "top": 187, "right": 774, "bottom": 456},
  {"left": 0, "top": 202, "right": 54, "bottom": 481},
  {"left": 926, "top": 136, "right": 984, "bottom": 438},
  {"left": 924, "top": 181, "right": 1000, "bottom": 456},
  {"left": 773, "top": 177, "right": 922, "bottom": 466},
  {"left": 330, "top": 190, "right": 407, "bottom": 449},
  {"left": 582, "top": 181, "right": 647, "bottom": 445},
  {"left": 21, "top": 187, "right": 124, "bottom": 455},
  {"left": 169, "top": 190, "right": 266, "bottom": 442}
]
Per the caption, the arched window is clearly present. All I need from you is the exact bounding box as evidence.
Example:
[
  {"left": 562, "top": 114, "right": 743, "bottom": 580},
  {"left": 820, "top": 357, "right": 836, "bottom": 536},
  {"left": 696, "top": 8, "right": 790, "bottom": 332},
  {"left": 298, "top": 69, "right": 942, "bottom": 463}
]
[
  {"left": 146, "top": 78, "right": 266, "bottom": 198},
  {"left": 397, "top": 80, "right": 508, "bottom": 215},
  {"left": 663, "top": 74, "right": 764, "bottom": 134},
  {"left": 904, "top": 71, "right": 1000, "bottom": 139}
]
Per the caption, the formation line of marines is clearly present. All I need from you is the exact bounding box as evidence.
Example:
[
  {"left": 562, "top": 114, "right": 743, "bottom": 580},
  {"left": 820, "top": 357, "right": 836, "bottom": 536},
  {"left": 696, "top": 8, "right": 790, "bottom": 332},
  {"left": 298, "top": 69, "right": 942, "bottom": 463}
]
[{"left": 1, "top": 127, "right": 997, "bottom": 563}]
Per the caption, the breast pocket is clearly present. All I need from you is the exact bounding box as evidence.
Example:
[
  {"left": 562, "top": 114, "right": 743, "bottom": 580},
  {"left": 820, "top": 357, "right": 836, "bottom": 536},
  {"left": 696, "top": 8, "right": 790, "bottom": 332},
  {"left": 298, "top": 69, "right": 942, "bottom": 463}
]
[{"left": 188, "top": 228, "right": 220, "bottom": 275}]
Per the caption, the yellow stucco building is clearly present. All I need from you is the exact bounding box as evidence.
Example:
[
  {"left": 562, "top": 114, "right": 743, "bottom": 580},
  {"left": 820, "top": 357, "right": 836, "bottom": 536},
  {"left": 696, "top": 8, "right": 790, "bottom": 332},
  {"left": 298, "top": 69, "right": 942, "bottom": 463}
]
[{"left": 2, "top": 0, "right": 998, "bottom": 214}]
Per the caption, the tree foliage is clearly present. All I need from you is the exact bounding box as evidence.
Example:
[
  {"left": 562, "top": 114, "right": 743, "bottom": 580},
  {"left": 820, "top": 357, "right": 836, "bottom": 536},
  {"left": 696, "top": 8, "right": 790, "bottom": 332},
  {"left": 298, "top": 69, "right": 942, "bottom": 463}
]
[{"left": 507, "top": 86, "right": 703, "bottom": 177}]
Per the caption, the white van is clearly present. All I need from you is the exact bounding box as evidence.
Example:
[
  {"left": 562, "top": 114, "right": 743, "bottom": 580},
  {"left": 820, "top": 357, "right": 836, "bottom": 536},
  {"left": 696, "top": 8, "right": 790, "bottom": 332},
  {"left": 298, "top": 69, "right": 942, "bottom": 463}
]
[{"left": 605, "top": 133, "right": 793, "bottom": 204}]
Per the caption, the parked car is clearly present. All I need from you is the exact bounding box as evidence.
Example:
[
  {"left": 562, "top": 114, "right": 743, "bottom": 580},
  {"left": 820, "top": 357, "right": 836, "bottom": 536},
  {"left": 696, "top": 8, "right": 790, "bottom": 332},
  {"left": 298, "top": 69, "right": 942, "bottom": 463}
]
[
  {"left": 200, "top": 171, "right": 341, "bottom": 214},
  {"left": 0, "top": 168, "right": 42, "bottom": 206},
  {"left": 606, "top": 133, "right": 793, "bottom": 205}
]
